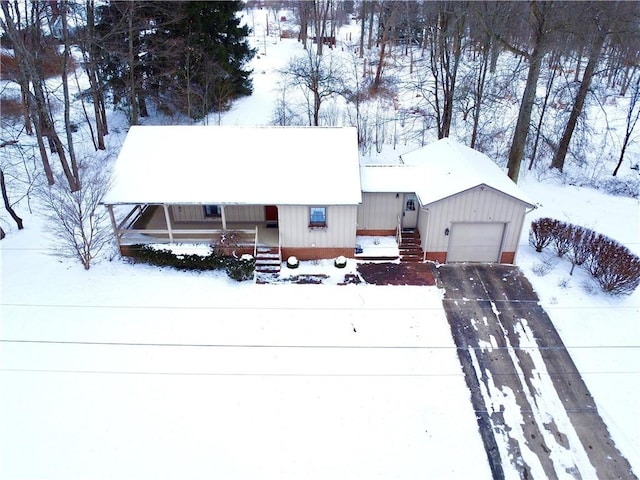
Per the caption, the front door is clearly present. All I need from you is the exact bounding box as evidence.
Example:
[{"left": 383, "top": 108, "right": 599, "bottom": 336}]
[
  {"left": 265, "top": 205, "right": 278, "bottom": 227},
  {"left": 401, "top": 194, "right": 418, "bottom": 229}
]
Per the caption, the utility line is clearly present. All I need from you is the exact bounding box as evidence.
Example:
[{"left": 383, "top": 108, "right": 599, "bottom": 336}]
[
  {"left": 2, "top": 301, "right": 638, "bottom": 310},
  {"left": 2, "top": 368, "right": 636, "bottom": 377},
  {"left": 1, "top": 338, "right": 637, "bottom": 350}
]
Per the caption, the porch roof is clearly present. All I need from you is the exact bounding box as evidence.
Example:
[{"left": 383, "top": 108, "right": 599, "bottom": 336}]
[
  {"left": 360, "top": 138, "right": 535, "bottom": 208},
  {"left": 103, "top": 126, "right": 362, "bottom": 206}
]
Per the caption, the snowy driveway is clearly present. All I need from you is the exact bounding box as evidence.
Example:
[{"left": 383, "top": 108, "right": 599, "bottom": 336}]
[{"left": 438, "top": 263, "right": 636, "bottom": 480}]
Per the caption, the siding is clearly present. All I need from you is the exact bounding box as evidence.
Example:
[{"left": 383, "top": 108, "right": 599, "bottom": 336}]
[
  {"left": 170, "top": 205, "right": 265, "bottom": 223},
  {"left": 423, "top": 186, "right": 528, "bottom": 254},
  {"left": 279, "top": 205, "right": 357, "bottom": 248},
  {"left": 357, "top": 192, "right": 404, "bottom": 231}
]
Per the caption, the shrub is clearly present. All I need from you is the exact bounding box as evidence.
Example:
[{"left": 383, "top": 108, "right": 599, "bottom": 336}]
[
  {"left": 127, "top": 244, "right": 255, "bottom": 281},
  {"left": 549, "top": 220, "right": 573, "bottom": 257},
  {"left": 529, "top": 218, "right": 640, "bottom": 295},
  {"left": 226, "top": 255, "right": 256, "bottom": 281},
  {"left": 567, "top": 226, "right": 594, "bottom": 275},
  {"left": 529, "top": 217, "right": 555, "bottom": 252},
  {"left": 583, "top": 235, "right": 640, "bottom": 295}
]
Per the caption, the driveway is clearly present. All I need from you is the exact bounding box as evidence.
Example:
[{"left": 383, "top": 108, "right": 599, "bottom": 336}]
[{"left": 437, "top": 263, "right": 636, "bottom": 480}]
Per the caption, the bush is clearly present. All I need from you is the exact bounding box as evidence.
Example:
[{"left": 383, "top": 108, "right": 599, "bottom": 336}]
[
  {"left": 530, "top": 219, "right": 640, "bottom": 295},
  {"left": 127, "top": 244, "right": 255, "bottom": 281},
  {"left": 529, "top": 217, "right": 555, "bottom": 252},
  {"left": 583, "top": 235, "right": 640, "bottom": 295},
  {"left": 567, "top": 225, "right": 594, "bottom": 275},
  {"left": 549, "top": 220, "right": 573, "bottom": 257},
  {"left": 226, "top": 255, "right": 256, "bottom": 281}
]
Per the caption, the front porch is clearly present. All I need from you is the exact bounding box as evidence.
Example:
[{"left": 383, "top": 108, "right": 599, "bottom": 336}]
[{"left": 106, "top": 204, "right": 280, "bottom": 251}]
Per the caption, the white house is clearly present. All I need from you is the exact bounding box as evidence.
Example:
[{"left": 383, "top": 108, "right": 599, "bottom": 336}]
[{"left": 103, "top": 126, "right": 535, "bottom": 266}]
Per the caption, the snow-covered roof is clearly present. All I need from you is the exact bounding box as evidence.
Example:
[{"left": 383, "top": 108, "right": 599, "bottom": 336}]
[
  {"left": 360, "top": 138, "right": 535, "bottom": 207},
  {"left": 103, "top": 126, "right": 362, "bottom": 205}
]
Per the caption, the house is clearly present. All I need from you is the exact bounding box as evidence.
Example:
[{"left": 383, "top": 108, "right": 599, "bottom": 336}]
[
  {"left": 102, "top": 126, "right": 362, "bottom": 265},
  {"left": 103, "top": 126, "right": 535, "bottom": 267}
]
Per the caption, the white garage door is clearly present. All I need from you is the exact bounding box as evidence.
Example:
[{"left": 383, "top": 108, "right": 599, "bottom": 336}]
[{"left": 447, "top": 223, "right": 505, "bottom": 263}]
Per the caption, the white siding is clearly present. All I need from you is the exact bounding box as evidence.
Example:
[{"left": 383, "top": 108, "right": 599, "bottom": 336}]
[
  {"left": 423, "top": 186, "right": 528, "bottom": 254},
  {"left": 357, "top": 192, "right": 404, "bottom": 230},
  {"left": 170, "top": 205, "right": 264, "bottom": 223},
  {"left": 279, "top": 205, "right": 357, "bottom": 248}
]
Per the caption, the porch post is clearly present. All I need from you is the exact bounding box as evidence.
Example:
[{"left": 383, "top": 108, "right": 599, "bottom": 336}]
[
  {"left": 162, "top": 204, "right": 174, "bottom": 242},
  {"left": 220, "top": 205, "right": 227, "bottom": 230},
  {"left": 106, "top": 204, "right": 121, "bottom": 251}
]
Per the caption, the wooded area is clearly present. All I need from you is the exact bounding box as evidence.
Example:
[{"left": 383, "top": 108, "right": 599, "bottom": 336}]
[{"left": 1, "top": 1, "right": 640, "bottom": 248}]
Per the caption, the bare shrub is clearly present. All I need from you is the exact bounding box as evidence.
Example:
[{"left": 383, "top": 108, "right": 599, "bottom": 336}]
[
  {"left": 532, "top": 256, "right": 557, "bottom": 276},
  {"left": 550, "top": 219, "right": 572, "bottom": 257},
  {"left": 38, "top": 163, "right": 112, "bottom": 270},
  {"left": 567, "top": 226, "right": 594, "bottom": 275},
  {"left": 529, "top": 217, "right": 555, "bottom": 252},
  {"left": 584, "top": 234, "right": 640, "bottom": 295}
]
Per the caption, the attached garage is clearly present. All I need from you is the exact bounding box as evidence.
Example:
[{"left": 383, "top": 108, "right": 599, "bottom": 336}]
[{"left": 402, "top": 138, "right": 536, "bottom": 264}]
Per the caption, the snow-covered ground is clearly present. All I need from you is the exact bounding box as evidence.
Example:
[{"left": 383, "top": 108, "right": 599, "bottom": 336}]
[{"left": 1, "top": 10, "right": 639, "bottom": 480}]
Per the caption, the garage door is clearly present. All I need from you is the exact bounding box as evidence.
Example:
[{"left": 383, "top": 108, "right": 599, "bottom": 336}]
[{"left": 447, "top": 223, "right": 505, "bottom": 262}]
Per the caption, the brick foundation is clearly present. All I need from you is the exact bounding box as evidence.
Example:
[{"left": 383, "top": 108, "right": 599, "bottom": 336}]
[
  {"left": 425, "top": 251, "right": 447, "bottom": 263},
  {"left": 281, "top": 247, "right": 354, "bottom": 261},
  {"left": 500, "top": 251, "right": 516, "bottom": 264},
  {"left": 356, "top": 229, "right": 397, "bottom": 236}
]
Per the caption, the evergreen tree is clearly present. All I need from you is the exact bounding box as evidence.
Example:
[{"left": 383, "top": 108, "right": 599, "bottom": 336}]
[{"left": 94, "top": 1, "right": 255, "bottom": 122}]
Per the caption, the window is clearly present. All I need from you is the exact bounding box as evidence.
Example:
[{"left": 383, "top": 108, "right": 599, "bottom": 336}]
[
  {"left": 203, "top": 205, "right": 221, "bottom": 217},
  {"left": 405, "top": 198, "right": 416, "bottom": 211},
  {"left": 309, "top": 207, "right": 327, "bottom": 227}
]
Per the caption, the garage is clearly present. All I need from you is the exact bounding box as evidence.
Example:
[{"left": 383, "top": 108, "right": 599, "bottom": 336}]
[{"left": 446, "top": 222, "right": 506, "bottom": 262}]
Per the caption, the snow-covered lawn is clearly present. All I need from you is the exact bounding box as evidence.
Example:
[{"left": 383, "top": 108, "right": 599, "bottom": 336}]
[{"left": 1, "top": 222, "right": 493, "bottom": 479}]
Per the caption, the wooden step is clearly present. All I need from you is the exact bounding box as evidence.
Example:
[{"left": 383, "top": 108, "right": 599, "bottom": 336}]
[{"left": 255, "top": 247, "right": 281, "bottom": 274}]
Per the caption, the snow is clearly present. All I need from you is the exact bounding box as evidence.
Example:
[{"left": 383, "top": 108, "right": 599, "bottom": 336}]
[
  {"left": 399, "top": 138, "right": 536, "bottom": 207},
  {"left": 104, "top": 125, "right": 362, "bottom": 206},
  {"left": 1, "top": 8, "right": 639, "bottom": 480}
]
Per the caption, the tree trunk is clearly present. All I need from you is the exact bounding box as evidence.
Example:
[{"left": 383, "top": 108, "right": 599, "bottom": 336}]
[
  {"left": 507, "top": 42, "right": 545, "bottom": 182},
  {"left": 529, "top": 62, "right": 558, "bottom": 170},
  {"left": 613, "top": 74, "right": 640, "bottom": 176},
  {"left": 359, "top": 1, "right": 366, "bottom": 58},
  {"left": 550, "top": 29, "right": 606, "bottom": 172},
  {"left": 0, "top": 168, "right": 24, "bottom": 230},
  {"left": 60, "top": 1, "right": 81, "bottom": 191}
]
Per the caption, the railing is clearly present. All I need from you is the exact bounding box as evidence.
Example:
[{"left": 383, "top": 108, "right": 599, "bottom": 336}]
[
  {"left": 118, "top": 205, "right": 146, "bottom": 231},
  {"left": 396, "top": 215, "right": 403, "bottom": 246},
  {"left": 253, "top": 225, "right": 258, "bottom": 259},
  {"left": 117, "top": 227, "right": 258, "bottom": 246}
]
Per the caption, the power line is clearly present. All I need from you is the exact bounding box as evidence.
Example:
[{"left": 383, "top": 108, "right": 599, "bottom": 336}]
[
  {"left": 1, "top": 301, "right": 638, "bottom": 311},
  {"left": 1, "top": 338, "right": 637, "bottom": 350},
  {"left": 2, "top": 368, "right": 636, "bottom": 377}
]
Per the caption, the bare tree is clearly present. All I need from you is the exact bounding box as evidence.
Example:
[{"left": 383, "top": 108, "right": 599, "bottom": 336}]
[
  {"left": 0, "top": 1, "right": 80, "bottom": 191},
  {"left": 281, "top": 47, "right": 343, "bottom": 126},
  {"left": 424, "top": 1, "right": 466, "bottom": 139},
  {"left": 38, "top": 162, "right": 113, "bottom": 270},
  {"left": 0, "top": 166, "right": 24, "bottom": 233},
  {"left": 613, "top": 72, "right": 640, "bottom": 176},
  {"left": 503, "top": 1, "right": 557, "bottom": 183}
]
